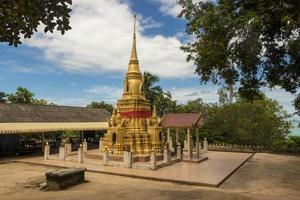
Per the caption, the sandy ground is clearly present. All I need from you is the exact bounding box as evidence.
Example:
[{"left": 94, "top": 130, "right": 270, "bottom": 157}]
[{"left": 0, "top": 153, "right": 299, "bottom": 200}]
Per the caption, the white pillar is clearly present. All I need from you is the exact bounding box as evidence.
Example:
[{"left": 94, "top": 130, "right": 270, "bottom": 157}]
[
  {"left": 78, "top": 144, "right": 84, "bottom": 163},
  {"left": 164, "top": 148, "right": 171, "bottom": 163},
  {"left": 183, "top": 139, "right": 187, "bottom": 151},
  {"left": 44, "top": 142, "right": 50, "bottom": 160},
  {"left": 123, "top": 151, "right": 132, "bottom": 168},
  {"left": 187, "top": 128, "right": 192, "bottom": 160},
  {"left": 167, "top": 128, "right": 170, "bottom": 143},
  {"left": 204, "top": 138, "right": 208, "bottom": 153},
  {"left": 103, "top": 147, "right": 109, "bottom": 166},
  {"left": 150, "top": 150, "right": 157, "bottom": 170},
  {"left": 59, "top": 146, "right": 66, "bottom": 160},
  {"left": 176, "top": 143, "right": 182, "bottom": 160},
  {"left": 169, "top": 136, "right": 174, "bottom": 152},
  {"left": 99, "top": 138, "right": 102, "bottom": 152},
  {"left": 65, "top": 143, "right": 72, "bottom": 155},
  {"left": 196, "top": 128, "right": 200, "bottom": 158},
  {"left": 83, "top": 139, "right": 88, "bottom": 152}
]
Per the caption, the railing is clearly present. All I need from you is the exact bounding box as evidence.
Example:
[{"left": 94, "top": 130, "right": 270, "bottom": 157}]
[{"left": 208, "top": 143, "right": 300, "bottom": 154}]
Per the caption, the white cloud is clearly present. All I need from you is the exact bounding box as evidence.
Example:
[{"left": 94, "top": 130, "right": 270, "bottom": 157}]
[
  {"left": 24, "top": 0, "right": 193, "bottom": 78},
  {"left": 85, "top": 85, "right": 123, "bottom": 103},
  {"left": 154, "top": 0, "right": 208, "bottom": 18},
  {"left": 169, "top": 87, "right": 219, "bottom": 103},
  {"left": 155, "top": 0, "right": 182, "bottom": 17}
]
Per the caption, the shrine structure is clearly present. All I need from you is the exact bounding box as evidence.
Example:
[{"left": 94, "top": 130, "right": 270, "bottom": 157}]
[{"left": 101, "top": 16, "right": 162, "bottom": 155}]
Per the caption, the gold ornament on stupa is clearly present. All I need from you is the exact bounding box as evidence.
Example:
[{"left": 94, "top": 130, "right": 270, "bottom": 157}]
[{"left": 101, "top": 15, "right": 162, "bottom": 155}]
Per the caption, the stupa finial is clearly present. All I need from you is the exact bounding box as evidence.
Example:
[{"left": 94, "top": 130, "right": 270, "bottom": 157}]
[{"left": 128, "top": 14, "right": 140, "bottom": 73}]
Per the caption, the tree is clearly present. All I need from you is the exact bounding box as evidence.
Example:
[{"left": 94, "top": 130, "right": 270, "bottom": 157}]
[
  {"left": 143, "top": 72, "right": 163, "bottom": 106},
  {"left": 218, "top": 85, "right": 235, "bottom": 105},
  {"left": 154, "top": 91, "right": 177, "bottom": 117},
  {"left": 179, "top": 0, "right": 300, "bottom": 102},
  {"left": 7, "top": 87, "right": 34, "bottom": 104},
  {"left": 6, "top": 87, "right": 53, "bottom": 105},
  {"left": 0, "top": 0, "right": 72, "bottom": 47},
  {"left": 142, "top": 72, "right": 177, "bottom": 116},
  {"left": 87, "top": 101, "right": 114, "bottom": 114},
  {"left": 0, "top": 91, "right": 7, "bottom": 103},
  {"left": 202, "top": 95, "right": 292, "bottom": 146}
]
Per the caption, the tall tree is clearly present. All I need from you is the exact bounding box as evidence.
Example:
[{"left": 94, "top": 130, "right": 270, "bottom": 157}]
[
  {"left": 143, "top": 71, "right": 163, "bottom": 106},
  {"left": 6, "top": 87, "right": 53, "bottom": 105},
  {"left": 0, "top": 0, "right": 72, "bottom": 46},
  {"left": 7, "top": 87, "right": 34, "bottom": 104},
  {"left": 87, "top": 101, "right": 114, "bottom": 114},
  {"left": 202, "top": 95, "right": 292, "bottom": 145},
  {"left": 179, "top": 0, "right": 300, "bottom": 102}
]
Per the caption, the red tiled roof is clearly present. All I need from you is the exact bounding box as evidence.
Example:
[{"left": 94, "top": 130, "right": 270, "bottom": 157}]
[{"left": 161, "top": 113, "right": 202, "bottom": 128}]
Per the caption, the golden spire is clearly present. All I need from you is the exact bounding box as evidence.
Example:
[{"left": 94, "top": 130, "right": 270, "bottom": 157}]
[{"left": 128, "top": 15, "right": 140, "bottom": 73}]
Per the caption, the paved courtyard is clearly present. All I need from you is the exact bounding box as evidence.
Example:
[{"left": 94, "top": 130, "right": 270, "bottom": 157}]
[
  {"left": 0, "top": 153, "right": 299, "bottom": 200},
  {"left": 14, "top": 151, "right": 252, "bottom": 186}
]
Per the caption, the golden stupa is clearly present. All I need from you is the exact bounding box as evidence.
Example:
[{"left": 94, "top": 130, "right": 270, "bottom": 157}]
[{"left": 101, "top": 15, "right": 162, "bottom": 155}]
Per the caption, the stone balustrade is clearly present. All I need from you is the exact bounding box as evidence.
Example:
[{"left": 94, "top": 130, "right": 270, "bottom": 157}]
[{"left": 208, "top": 143, "right": 300, "bottom": 153}]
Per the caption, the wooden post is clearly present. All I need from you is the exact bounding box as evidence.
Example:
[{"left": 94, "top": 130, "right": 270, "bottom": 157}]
[
  {"left": 187, "top": 128, "right": 192, "bottom": 160},
  {"left": 41, "top": 132, "right": 45, "bottom": 153},
  {"left": 196, "top": 128, "right": 200, "bottom": 158},
  {"left": 175, "top": 128, "right": 179, "bottom": 145}
]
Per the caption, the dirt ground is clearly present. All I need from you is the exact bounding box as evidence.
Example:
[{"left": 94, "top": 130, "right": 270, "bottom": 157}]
[{"left": 0, "top": 153, "right": 299, "bottom": 200}]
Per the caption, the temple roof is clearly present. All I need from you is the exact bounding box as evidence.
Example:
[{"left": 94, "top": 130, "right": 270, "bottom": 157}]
[
  {"left": 0, "top": 103, "right": 110, "bottom": 123},
  {"left": 161, "top": 113, "right": 203, "bottom": 128}
]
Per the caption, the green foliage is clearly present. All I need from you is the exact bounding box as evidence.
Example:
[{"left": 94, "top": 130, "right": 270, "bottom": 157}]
[
  {"left": 273, "top": 136, "right": 300, "bottom": 148},
  {"left": 5, "top": 87, "right": 53, "bottom": 105},
  {"left": 179, "top": 0, "right": 300, "bottom": 104},
  {"left": 142, "top": 72, "right": 177, "bottom": 117},
  {"left": 87, "top": 101, "right": 114, "bottom": 114},
  {"left": 143, "top": 71, "right": 163, "bottom": 106},
  {"left": 7, "top": 87, "right": 34, "bottom": 104},
  {"left": 154, "top": 91, "right": 177, "bottom": 117},
  {"left": 201, "top": 96, "right": 292, "bottom": 146},
  {"left": 0, "top": 0, "right": 72, "bottom": 47},
  {"left": 0, "top": 91, "right": 7, "bottom": 103},
  {"left": 63, "top": 130, "right": 80, "bottom": 138}
]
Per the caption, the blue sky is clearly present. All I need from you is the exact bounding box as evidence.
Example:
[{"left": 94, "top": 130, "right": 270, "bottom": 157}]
[{"left": 0, "top": 0, "right": 299, "bottom": 134}]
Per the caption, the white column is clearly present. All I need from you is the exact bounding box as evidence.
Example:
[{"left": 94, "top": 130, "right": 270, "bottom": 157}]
[
  {"left": 59, "top": 146, "right": 66, "bottom": 160},
  {"left": 196, "top": 128, "right": 200, "bottom": 158},
  {"left": 164, "top": 148, "right": 171, "bottom": 163},
  {"left": 169, "top": 136, "right": 174, "bottom": 152},
  {"left": 99, "top": 138, "right": 102, "bottom": 152},
  {"left": 176, "top": 143, "right": 182, "bottom": 160},
  {"left": 150, "top": 150, "right": 157, "bottom": 170},
  {"left": 44, "top": 142, "right": 50, "bottom": 160},
  {"left": 65, "top": 143, "right": 72, "bottom": 155},
  {"left": 83, "top": 139, "right": 88, "bottom": 152},
  {"left": 187, "top": 128, "right": 192, "bottom": 160},
  {"left": 204, "top": 138, "right": 208, "bottom": 153},
  {"left": 123, "top": 151, "right": 132, "bottom": 168},
  {"left": 103, "top": 147, "right": 109, "bottom": 166},
  {"left": 167, "top": 128, "right": 170, "bottom": 143},
  {"left": 78, "top": 144, "right": 84, "bottom": 163}
]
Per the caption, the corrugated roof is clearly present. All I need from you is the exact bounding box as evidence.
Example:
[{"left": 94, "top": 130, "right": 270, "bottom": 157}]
[
  {"left": 0, "top": 103, "right": 111, "bottom": 123},
  {"left": 0, "top": 122, "right": 108, "bottom": 134},
  {"left": 161, "top": 113, "right": 202, "bottom": 128}
]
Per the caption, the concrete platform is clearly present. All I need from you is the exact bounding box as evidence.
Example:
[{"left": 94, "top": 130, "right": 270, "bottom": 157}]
[{"left": 14, "top": 151, "right": 253, "bottom": 187}]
